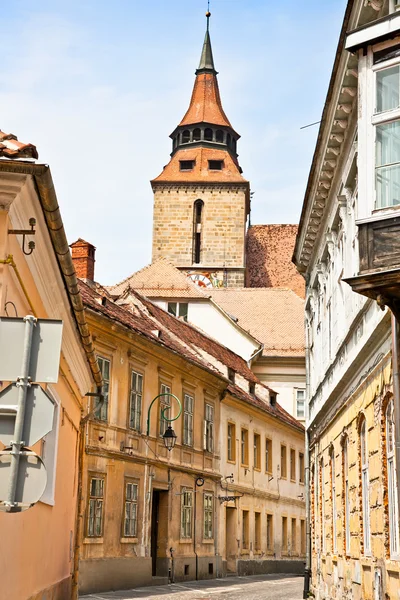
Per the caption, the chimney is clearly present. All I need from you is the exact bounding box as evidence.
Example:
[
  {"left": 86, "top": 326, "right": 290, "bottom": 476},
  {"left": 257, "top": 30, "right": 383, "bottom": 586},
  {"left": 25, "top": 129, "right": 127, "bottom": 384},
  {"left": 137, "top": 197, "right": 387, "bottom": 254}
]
[{"left": 70, "top": 239, "right": 96, "bottom": 281}]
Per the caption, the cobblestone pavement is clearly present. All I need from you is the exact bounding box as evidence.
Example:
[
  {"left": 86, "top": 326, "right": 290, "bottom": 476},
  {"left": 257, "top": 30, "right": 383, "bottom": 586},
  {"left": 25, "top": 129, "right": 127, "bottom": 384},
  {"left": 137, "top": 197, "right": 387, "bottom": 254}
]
[{"left": 80, "top": 574, "right": 303, "bottom": 600}]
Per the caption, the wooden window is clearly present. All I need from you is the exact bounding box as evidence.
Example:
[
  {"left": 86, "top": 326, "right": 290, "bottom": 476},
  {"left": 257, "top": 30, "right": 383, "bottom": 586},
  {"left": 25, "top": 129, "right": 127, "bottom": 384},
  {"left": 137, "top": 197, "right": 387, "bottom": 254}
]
[
  {"left": 330, "top": 447, "right": 337, "bottom": 553},
  {"left": 253, "top": 433, "right": 261, "bottom": 470},
  {"left": 129, "top": 370, "right": 143, "bottom": 431},
  {"left": 241, "top": 429, "right": 249, "bottom": 466},
  {"left": 204, "top": 404, "right": 214, "bottom": 453},
  {"left": 281, "top": 444, "right": 287, "bottom": 479},
  {"left": 265, "top": 438, "right": 272, "bottom": 473},
  {"left": 181, "top": 489, "right": 193, "bottom": 538},
  {"left": 360, "top": 419, "right": 371, "bottom": 553},
  {"left": 242, "top": 510, "right": 249, "bottom": 549},
  {"left": 299, "top": 452, "right": 305, "bottom": 483},
  {"left": 123, "top": 481, "right": 138, "bottom": 537},
  {"left": 266, "top": 514, "right": 273, "bottom": 551},
  {"left": 87, "top": 476, "right": 105, "bottom": 537},
  {"left": 255, "top": 512, "right": 261, "bottom": 551},
  {"left": 183, "top": 393, "right": 194, "bottom": 446},
  {"left": 227, "top": 422, "right": 236, "bottom": 462},
  {"left": 290, "top": 448, "right": 296, "bottom": 481},
  {"left": 203, "top": 493, "right": 213, "bottom": 539},
  {"left": 282, "top": 516, "right": 288, "bottom": 552},
  {"left": 300, "top": 519, "right": 306, "bottom": 555},
  {"left": 159, "top": 383, "right": 171, "bottom": 436},
  {"left": 386, "top": 400, "right": 399, "bottom": 556},
  {"left": 96, "top": 356, "right": 110, "bottom": 421},
  {"left": 291, "top": 518, "right": 297, "bottom": 554}
]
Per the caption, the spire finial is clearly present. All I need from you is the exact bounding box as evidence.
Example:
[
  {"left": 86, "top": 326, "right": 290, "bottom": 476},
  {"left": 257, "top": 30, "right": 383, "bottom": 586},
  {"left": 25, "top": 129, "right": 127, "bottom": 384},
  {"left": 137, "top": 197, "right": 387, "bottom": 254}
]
[
  {"left": 206, "top": 1, "right": 211, "bottom": 31},
  {"left": 197, "top": 2, "right": 215, "bottom": 73}
]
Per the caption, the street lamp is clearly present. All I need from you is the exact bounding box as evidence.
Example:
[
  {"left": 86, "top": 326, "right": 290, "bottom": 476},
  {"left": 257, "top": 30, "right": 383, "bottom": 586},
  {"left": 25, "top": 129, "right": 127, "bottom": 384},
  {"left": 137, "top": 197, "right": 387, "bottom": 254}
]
[{"left": 146, "top": 393, "right": 182, "bottom": 451}]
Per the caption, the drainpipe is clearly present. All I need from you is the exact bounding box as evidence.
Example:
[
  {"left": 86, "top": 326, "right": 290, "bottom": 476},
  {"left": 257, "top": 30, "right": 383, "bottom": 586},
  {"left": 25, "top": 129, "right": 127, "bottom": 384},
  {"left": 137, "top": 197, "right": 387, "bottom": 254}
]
[
  {"left": 389, "top": 0, "right": 396, "bottom": 14},
  {"left": 391, "top": 314, "right": 400, "bottom": 536},
  {"left": 194, "top": 484, "right": 198, "bottom": 580},
  {"left": 303, "top": 323, "right": 311, "bottom": 599}
]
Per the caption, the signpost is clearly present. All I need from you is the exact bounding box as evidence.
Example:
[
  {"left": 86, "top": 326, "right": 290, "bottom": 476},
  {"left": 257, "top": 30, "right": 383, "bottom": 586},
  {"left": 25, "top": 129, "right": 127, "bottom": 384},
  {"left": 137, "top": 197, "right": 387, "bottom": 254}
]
[{"left": 0, "top": 316, "right": 63, "bottom": 513}]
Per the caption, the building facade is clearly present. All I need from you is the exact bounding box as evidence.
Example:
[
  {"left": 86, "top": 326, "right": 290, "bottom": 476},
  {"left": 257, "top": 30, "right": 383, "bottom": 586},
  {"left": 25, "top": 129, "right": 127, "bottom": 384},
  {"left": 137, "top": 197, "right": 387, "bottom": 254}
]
[{"left": 294, "top": 1, "right": 400, "bottom": 598}]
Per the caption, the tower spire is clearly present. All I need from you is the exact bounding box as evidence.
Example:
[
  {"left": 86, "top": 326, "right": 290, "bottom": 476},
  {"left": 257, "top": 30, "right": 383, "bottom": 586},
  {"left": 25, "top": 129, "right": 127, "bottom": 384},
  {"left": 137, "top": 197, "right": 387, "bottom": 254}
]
[{"left": 197, "top": 8, "right": 216, "bottom": 74}]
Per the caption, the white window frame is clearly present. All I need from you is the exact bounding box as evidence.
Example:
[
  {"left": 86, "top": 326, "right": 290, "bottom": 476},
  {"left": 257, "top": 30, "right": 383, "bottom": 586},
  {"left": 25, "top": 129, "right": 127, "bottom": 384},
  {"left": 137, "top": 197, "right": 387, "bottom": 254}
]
[
  {"left": 183, "top": 393, "right": 194, "bottom": 446},
  {"left": 40, "top": 387, "right": 60, "bottom": 506},
  {"left": 386, "top": 400, "right": 400, "bottom": 558},
  {"left": 123, "top": 481, "right": 138, "bottom": 537},
  {"left": 87, "top": 475, "right": 105, "bottom": 537},
  {"left": 181, "top": 489, "right": 193, "bottom": 539},
  {"left": 204, "top": 403, "right": 214, "bottom": 453},
  {"left": 129, "top": 370, "right": 143, "bottom": 431},
  {"left": 203, "top": 493, "right": 213, "bottom": 539},
  {"left": 295, "top": 389, "right": 306, "bottom": 419},
  {"left": 96, "top": 356, "right": 110, "bottom": 422},
  {"left": 159, "top": 383, "right": 171, "bottom": 436},
  {"left": 167, "top": 302, "right": 189, "bottom": 322},
  {"left": 360, "top": 419, "right": 371, "bottom": 554}
]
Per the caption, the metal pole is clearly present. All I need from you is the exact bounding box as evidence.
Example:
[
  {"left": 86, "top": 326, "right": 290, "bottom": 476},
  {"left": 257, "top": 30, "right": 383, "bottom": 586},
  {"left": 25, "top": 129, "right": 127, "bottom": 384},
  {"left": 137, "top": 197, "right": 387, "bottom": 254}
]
[
  {"left": 391, "top": 314, "right": 400, "bottom": 544},
  {"left": 6, "top": 315, "right": 36, "bottom": 510}
]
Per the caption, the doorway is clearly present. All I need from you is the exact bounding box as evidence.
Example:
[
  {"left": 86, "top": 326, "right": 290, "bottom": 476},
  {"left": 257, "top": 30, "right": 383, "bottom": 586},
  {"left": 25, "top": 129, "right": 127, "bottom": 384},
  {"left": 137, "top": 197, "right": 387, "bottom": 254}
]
[
  {"left": 225, "top": 507, "right": 237, "bottom": 573},
  {"left": 151, "top": 490, "right": 169, "bottom": 577}
]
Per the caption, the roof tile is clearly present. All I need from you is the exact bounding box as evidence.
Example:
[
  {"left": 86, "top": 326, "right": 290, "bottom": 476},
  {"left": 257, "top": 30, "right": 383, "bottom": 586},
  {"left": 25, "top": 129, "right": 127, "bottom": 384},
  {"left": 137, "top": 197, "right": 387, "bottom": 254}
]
[{"left": 0, "top": 130, "right": 38, "bottom": 160}]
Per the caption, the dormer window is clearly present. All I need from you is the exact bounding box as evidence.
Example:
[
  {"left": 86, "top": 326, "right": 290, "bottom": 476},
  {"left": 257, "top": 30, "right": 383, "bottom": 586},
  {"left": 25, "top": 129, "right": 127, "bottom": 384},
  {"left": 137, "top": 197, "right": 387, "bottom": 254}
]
[
  {"left": 228, "top": 368, "right": 235, "bottom": 384},
  {"left": 249, "top": 382, "right": 255, "bottom": 395},
  {"left": 270, "top": 392, "right": 277, "bottom": 407},
  {"left": 180, "top": 160, "right": 195, "bottom": 171},
  {"left": 208, "top": 160, "right": 223, "bottom": 170}
]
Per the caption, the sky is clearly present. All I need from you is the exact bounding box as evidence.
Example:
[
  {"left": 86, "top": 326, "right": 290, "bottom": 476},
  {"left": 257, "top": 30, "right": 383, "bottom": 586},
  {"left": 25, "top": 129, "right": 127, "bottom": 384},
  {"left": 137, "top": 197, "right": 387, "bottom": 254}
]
[{"left": 0, "top": 0, "right": 347, "bottom": 284}]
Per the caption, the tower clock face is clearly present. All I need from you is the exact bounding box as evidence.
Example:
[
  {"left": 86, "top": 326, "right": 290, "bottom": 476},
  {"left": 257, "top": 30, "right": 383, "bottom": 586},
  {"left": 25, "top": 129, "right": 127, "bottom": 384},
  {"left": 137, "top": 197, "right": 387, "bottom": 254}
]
[{"left": 188, "top": 273, "right": 213, "bottom": 288}]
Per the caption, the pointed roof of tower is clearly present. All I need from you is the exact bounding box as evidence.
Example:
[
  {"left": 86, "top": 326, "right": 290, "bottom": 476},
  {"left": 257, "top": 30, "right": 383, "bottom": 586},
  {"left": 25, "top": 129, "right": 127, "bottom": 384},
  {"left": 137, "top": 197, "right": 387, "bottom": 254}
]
[{"left": 197, "top": 22, "right": 216, "bottom": 73}]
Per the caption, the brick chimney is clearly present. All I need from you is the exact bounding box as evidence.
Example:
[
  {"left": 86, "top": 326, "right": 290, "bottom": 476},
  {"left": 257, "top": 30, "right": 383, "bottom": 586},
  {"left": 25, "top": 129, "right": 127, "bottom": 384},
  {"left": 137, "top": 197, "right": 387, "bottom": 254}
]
[{"left": 70, "top": 239, "right": 96, "bottom": 281}]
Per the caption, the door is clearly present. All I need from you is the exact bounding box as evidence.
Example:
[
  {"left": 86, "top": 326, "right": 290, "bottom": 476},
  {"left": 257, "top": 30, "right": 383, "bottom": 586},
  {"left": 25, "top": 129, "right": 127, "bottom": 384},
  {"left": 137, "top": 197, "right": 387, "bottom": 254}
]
[
  {"left": 151, "top": 491, "right": 160, "bottom": 576},
  {"left": 225, "top": 507, "right": 237, "bottom": 573}
]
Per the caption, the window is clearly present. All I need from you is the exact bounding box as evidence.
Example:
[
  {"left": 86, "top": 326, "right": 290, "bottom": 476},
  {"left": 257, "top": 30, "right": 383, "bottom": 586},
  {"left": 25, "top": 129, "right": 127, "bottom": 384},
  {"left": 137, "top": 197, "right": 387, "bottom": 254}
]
[
  {"left": 360, "top": 419, "right": 371, "bottom": 553},
  {"left": 249, "top": 382, "right": 255, "bottom": 395},
  {"left": 343, "top": 437, "right": 350, "bottom": 554},
  {"left": 255, "top": 512, "right": 261, "bottom": 551},
  {"left": 87, "top": 476, "right": 105, "bottom": 537},
  {"left": 204, "top": 493, "right": 213, "bottom": 539},
  {"left": 204, "top": 404, "right": 214, "bottom": 453},
  {"left": 180, "top": 160, "right": 195, "bottom": 171},
  {"left": 330, "top": 447, "right": 337, "bottom": 553},
  {"left": 242, "top": 510, "right": 249, "bottom": 549},
  {"left": 386, "top": 400, "right": 399, "bottom": 556},
  {"left": 204, "top": 128, "right": 213, "bottom": 141},
  {"left": 40, "top": 391, "right": 60, "bottom": 505},
  {"left": 282, "top": 516, "right": 288, "bottom": 552},
  {"left": 193, "top": 128, "right": 201, "bottom": 141},
  {"left": 129, "top": 370, "right": 143, "bottom": 431},
  {"left": 181, "top": 489, "right": 193, "bottom": 538},
  {"left": 193, "top": 200, "right": 204, "bottom": 264},
  {"left": 299, "top": 452, "right": 305, "bottom": 484},
  {"left": 281, "top": 444, "right": 287, "bottom": 479},
  {"left": 159, "top": 383, "right": 171, "bottom": 436},
  {"left": 123, "top": 482, "right": 138, "bottom": 537},
  {"left": 253, "top": 433, "right": 261, "bottom": 470},
  {"left": 290, "top": 448, "right": 296, "bottom": 481},
  {"left": 270, "top": 392, "right": 277, "bottom": 407},
  {"left": 291, "top": 518, "right": 297, "bottom": 554},
  {"left": 296, "top": 389, "right": 305, "bottom": 419},
  {"left": 241, "top": 429, "right": 249, "bottom": 465},
  {"left": 216, "top": 129, "right": 224, "bottom": 143},
  {"left": 227, "top": 422, "right": 236, "bottom": 462},
  {"left": 182, "top": 130, "right": 190, "bottom": 143},
  {"left": 228, "top": 368, "right": 235, "bottom": 383},
  {"left": 301, "top": 519, "right": 306, "bottom": 555},
  {"left": 96, "top": 356, "right": 110, "bottom": 421},
  {"left": 183, "top": 393, "right": 194, "bottom": 446},
  {"left": 167, "top": 302, "right": 188, "bottom": 321},
  {"left": 208, "top": 160, "right": 223, "bottom": 170},
  {"left": 265, "top": 438, "right": 272, "bottom": 473},
  {"left": 266, "top": 514, "right": 273, "bottom": 551}
]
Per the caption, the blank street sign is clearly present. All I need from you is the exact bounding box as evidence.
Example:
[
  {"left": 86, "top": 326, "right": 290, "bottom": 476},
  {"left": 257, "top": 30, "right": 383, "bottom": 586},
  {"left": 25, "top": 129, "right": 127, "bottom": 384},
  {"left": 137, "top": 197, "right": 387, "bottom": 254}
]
[
  {"left": 0, "top": 384, "right": 55, "bottom": 447},
  {"left": 0, "top": 318, "right": 63, "bottom": 383},
  {"left": 0, "top": 449, "right": 47, "bottom": 512}
]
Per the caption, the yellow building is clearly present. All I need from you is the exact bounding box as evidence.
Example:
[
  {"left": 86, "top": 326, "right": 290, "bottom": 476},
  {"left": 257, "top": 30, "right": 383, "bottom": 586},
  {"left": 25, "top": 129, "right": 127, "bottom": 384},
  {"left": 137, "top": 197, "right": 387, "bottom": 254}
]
[
  {"left": 72, "top": 242, "right": 306, "bottom": 594},
  {"left": 0, "top": 133, "right": 100, "bottom": 600}
]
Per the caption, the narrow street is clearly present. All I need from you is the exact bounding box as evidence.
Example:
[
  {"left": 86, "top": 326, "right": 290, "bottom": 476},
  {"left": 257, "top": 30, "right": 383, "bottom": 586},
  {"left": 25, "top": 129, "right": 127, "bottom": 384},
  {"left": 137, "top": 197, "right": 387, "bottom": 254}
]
[{"left": 80, "top": 574, "right": 303, "bottom": 600}]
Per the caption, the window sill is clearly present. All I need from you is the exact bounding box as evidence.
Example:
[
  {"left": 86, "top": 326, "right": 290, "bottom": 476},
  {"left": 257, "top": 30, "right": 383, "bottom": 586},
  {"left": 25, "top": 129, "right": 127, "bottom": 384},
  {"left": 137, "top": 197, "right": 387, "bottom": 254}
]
[
  {"left": 356, "top": 208, "right": 400, "bottom": 226},
  {"left": 179, "top": 538, "right": 193, "bottom": 544},
  {"left": 254, "top": 467, "right": 261, "bottom": 472},
  {"left": 120, "top": 537, "right": 138, "bottom": 544},
  {"left": 202, "top": 539, "right": 215, "bottom": 544},
  {"left": 84, "top": 537, "right": 104, "bottom": 544},
  {"left": 290, "top": 478, "right": 296, "bottom": 483}
]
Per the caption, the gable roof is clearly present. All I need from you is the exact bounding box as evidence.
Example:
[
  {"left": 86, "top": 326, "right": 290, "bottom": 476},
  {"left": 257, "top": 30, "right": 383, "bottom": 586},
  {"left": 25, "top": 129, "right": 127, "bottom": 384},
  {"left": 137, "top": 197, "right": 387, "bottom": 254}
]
[
  {"left": 108, "top": 257, "right": 210, "bottom": 298},
  {"left": 246, "top": 225, "right": 305, "bottom": 298},
  {"left": 210, "top": 287, "right": 305, "bottom": 358}
]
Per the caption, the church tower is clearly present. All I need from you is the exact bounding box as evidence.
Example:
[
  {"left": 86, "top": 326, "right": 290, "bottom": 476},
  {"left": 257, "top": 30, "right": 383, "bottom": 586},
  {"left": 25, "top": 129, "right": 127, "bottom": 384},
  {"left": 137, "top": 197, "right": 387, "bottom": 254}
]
[{"left": 151, "top": 12, "right": 250, "bottom": 288}]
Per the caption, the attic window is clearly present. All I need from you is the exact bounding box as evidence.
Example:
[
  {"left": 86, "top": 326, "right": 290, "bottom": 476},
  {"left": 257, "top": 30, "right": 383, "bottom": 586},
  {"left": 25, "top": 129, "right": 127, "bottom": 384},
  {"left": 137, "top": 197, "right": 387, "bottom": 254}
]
[
  {"left": 208, "top": 160, "right": 223, "bottom": 171},
  {"left": 249, "top": 382, "right": 255, "bottom": 395},
  {"left": 228, "top": 368, "right": 235, "bottom": 384},
  {"left": 270, "top": 393, "right": 277, "bottom": 407},
  {"left": 101, "top": 297, "right": 107, "bottom": 307},
  {"left": 180, "top": 160, "right": 195, "bottom": 171}
]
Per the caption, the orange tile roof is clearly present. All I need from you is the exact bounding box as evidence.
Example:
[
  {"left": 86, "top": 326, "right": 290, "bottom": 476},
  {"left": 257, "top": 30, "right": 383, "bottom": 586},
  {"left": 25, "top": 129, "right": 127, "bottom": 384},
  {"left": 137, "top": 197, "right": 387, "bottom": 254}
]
[
  {"left": 179, "top": 71, "right": 233, "bottom": 130},
  {"left": 0, "top": 130, "right": 38, "bottom": 160},
  {"left": 108, "top": 258, "right": 210, "bottom": 299},
  {"left": 246, "top": 225, "right": 305, "bottom": 298},
  {"left": 210, "top": 287, "right": 305, "bottom": 358},
  {"left": 152, "top": 147, "right": 248, "bottom": 184}
]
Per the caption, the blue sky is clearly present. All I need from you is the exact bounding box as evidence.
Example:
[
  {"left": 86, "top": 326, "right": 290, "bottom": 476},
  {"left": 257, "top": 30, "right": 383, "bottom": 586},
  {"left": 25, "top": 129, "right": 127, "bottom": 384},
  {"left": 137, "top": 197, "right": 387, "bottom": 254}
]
[{"left": 0, "top": 0, "right": 347, "bottom": 284}]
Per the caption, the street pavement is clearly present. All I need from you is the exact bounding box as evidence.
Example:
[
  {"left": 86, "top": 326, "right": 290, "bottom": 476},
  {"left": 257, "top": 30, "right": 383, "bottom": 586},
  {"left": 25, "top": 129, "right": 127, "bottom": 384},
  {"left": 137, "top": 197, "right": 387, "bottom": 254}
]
[{"left": 80, "top": 574, "right": 303, "bottom": 600}]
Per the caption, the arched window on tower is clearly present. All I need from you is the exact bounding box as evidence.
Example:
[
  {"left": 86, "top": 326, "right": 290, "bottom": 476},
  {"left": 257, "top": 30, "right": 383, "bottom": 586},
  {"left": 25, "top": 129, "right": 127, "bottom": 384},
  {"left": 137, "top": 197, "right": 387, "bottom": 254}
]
[
  {"left": 226, "top": 133, "right": 232, "bottom": 148},
  {"left": 193, "top": 200, "right": 204, "bottom": 264},
  {"left": 216, "top": 130, "right": 224, "bottom": 143},
  {"left": 193, "top": 128, "right": 201, "bottom": 141},
  {"left": 204, "top": 128, "right": 213, "bottom": 141},
  {"left": 182, "top": 130, "right": 190, "bottom": 144}
]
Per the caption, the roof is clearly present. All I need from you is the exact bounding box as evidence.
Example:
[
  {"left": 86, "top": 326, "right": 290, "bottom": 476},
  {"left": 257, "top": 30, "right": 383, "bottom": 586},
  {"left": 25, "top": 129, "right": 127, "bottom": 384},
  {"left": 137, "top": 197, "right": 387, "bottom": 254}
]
[
  {"left": 0, "top": 130, "right": 38, "bottom": 160},
  {"left": 246, "top": 225, "right": 304, "bottom": 298},
  {"left": 79, "top": 280, "right": 303, "bottom": 432},
  {"left": 152, "top": 147, "right": 248, "bottom": 184},
  {"left": 179, "top": 70, "right": 232, "bottom": 129},
  {"left": 108, "top": 257, "right": 210, "bottom": 298},
  {"left": 210, "top": 287, "right": 305, "bottom": 358},
  {"left": 197, "top": 27, "right": 216, "bottom": 73}
]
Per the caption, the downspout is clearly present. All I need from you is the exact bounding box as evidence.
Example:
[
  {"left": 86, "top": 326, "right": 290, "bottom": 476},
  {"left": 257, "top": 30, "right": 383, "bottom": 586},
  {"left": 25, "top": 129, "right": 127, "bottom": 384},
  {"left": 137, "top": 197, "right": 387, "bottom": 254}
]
[
  {"left": 303, "top": 322, "right": 311, "bottom": 599},
  {"left": 391, "top": 314, "right": 400, "bottom": 541},
  {"left": 247, "top": 344, "right": 264, "bottom": 368},
  {"left": 194, "top": 482, "right": 198, "bottom": 581},
  {"left": 389, "top": 0, "right": 396, "bottom": 14}
]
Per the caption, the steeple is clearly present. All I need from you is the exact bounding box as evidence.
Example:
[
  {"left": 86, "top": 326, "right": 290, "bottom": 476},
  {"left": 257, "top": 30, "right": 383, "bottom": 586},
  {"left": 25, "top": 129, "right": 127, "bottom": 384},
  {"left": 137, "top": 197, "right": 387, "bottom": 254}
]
[{"left": 197, "top": 12, "right": 216, "bottom": 73}]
